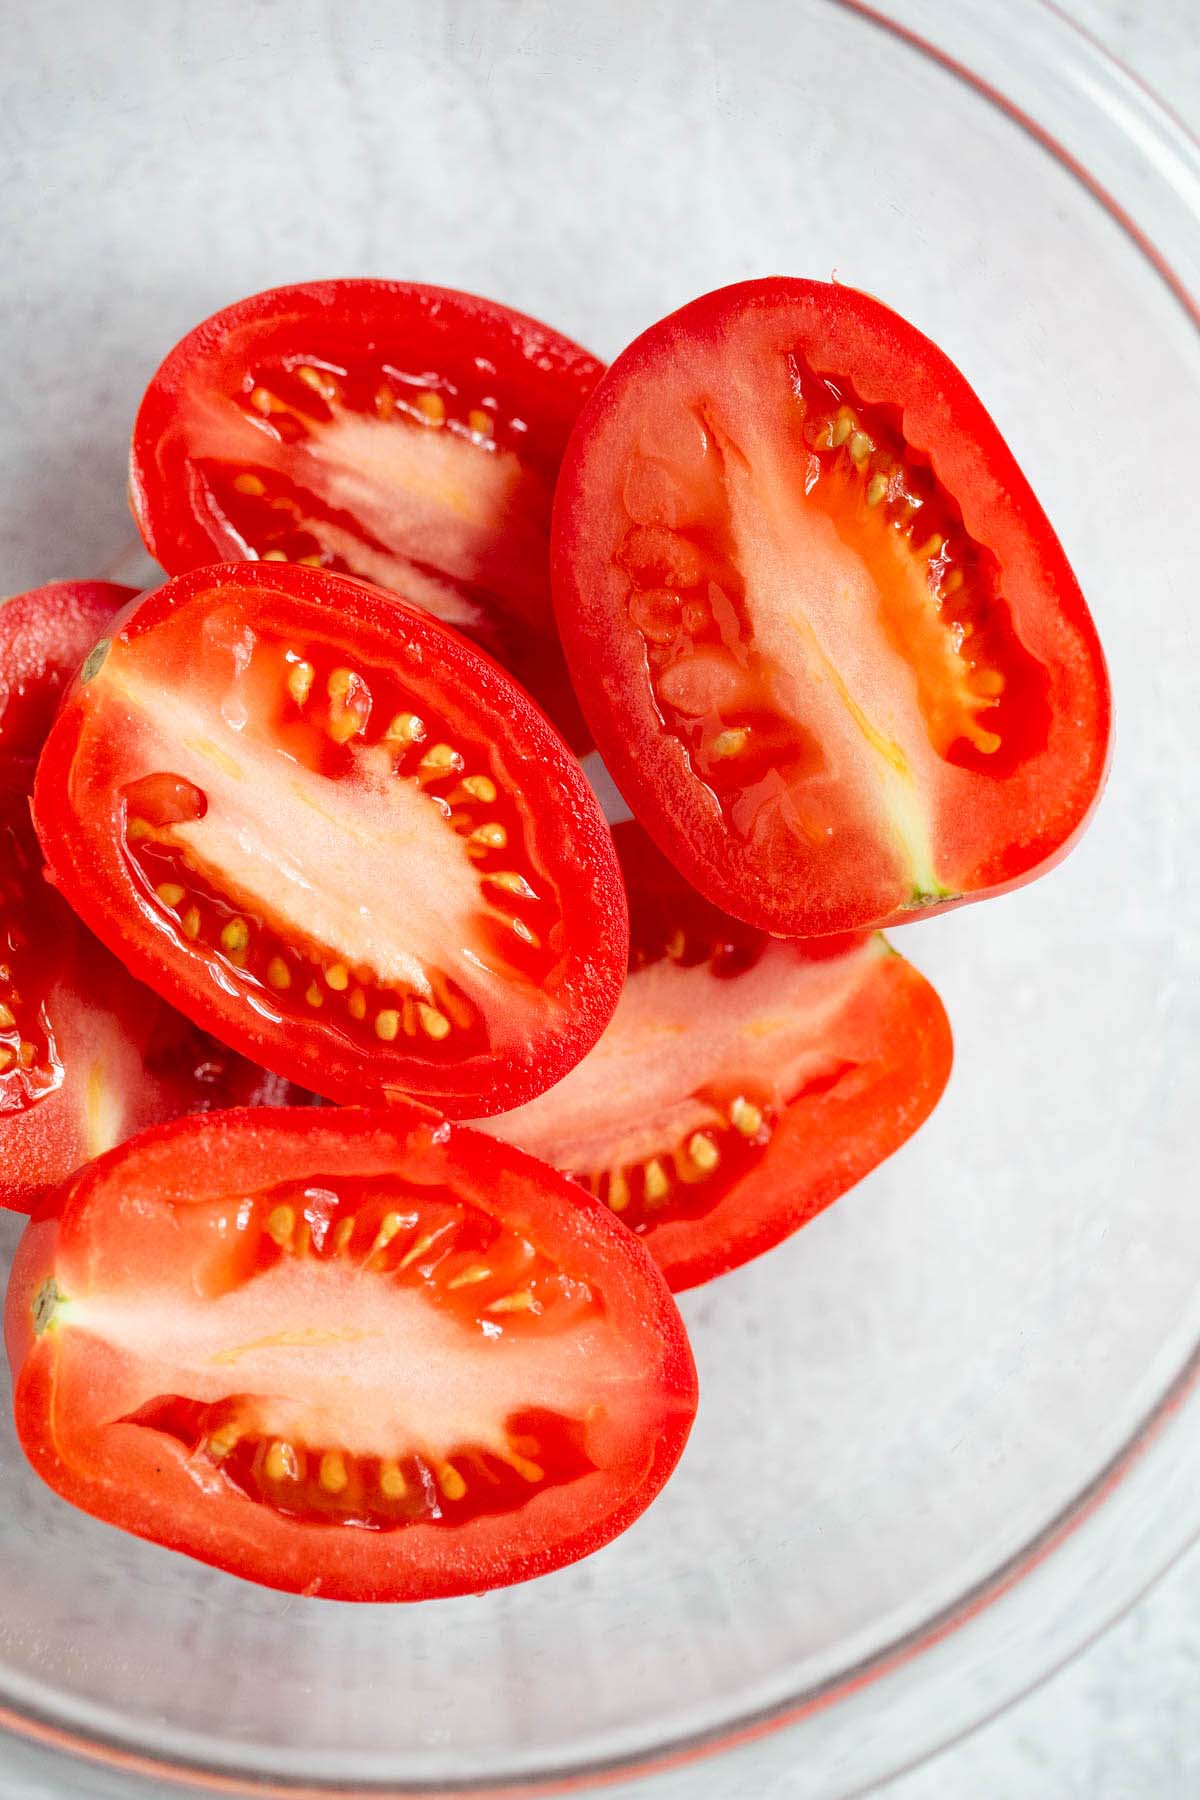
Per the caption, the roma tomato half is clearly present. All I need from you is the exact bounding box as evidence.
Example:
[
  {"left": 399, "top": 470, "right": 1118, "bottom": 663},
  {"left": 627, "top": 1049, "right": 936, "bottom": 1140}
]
[
  {"left": 32, "top": 562, "right": 627, "bottom": 1116},
  {"left": 5, "top": 1104, "right": 698, "bottom": 1601},
  {"left": 0, "top": 580, "right": 136, "bottom": 757},
  {"left": 552, "top": 278, "right": 1111, "bottom": 936},
  {"left": 130, "top": 280, "right": 603, "bottom": 747},
  {"left": 480, "top": 821, "right": 952, "bottom": 1291},
  {"left": 0, "top": 758, "right": 294, "bottom": 1212}
]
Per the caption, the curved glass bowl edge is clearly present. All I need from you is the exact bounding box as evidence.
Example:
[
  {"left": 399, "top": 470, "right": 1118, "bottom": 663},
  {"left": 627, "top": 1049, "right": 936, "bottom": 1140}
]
[{"left": 2, "top": 2, "right": 1198, "bottom": 1795}]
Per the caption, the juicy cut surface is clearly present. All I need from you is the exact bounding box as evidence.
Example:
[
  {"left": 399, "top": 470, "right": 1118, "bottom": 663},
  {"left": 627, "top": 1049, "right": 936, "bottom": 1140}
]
[{"left": 34, "top": 566, "right": 626, "bottom": 1112}]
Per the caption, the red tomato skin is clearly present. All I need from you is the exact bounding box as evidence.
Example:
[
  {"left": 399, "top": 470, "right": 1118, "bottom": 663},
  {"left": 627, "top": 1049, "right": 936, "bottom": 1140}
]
[
  {"left": 482, "top": 821, "right": 954, "bottom": 1292},
  {"left": 646, "top": 949, "right": 952, "bottom": 1291},
  {"left": 0, "top": 757, "right": 298, "bottom": 1213},
  {"left": 31, "top": 561, "right": 628, "bottom": 1116},
  {"left": 620, "top": 823, "right": 953, "bottom": 1290},
  {"left": 0, "top": 581, "right": 136, "bottom": 757},
  {"left": 551, "top": 278, "right": 1112, "bottom": 936},
  {"left": 0, "top": 971, "right": 292, "bottom": 1215},
  {"left": 5, "top": 1105, "right": 698, "bottom": 1602},
  {"left": 129, "top": 280, "right": 602, "bottom": 749}
]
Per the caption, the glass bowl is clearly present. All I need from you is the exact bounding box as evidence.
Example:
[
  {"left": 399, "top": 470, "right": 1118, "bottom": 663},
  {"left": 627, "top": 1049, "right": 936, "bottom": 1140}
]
[{"left": 1, "top": 1, "right": 1198, "bottom": 1794}]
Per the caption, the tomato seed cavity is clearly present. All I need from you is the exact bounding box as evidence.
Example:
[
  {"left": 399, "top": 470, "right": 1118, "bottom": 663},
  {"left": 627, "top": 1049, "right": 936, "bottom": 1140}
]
[{"left": 116, "top": 629, "right": 551, "bottom": 1064}]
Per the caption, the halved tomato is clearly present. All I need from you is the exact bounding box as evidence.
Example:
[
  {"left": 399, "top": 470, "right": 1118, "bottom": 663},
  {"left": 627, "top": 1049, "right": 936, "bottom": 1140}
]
[
  {"left": 32, "top": 562, "right": 627, "bottom": 1116},
  {"left": 130, "top": 280, "right": 602, "bottom": 747},
  {"left": 479, "top": 821, "right": 952, "bottom": 1291},
  {"left": 0, "top": 757, "right": 294, "bottom": 1213},
  {"left": 5, "top": 1104, "right": 697, "bottom": 1600},
  {"left": 552, "top": 278, "right": 1111, "bottom": 936},
  {"left": 0, "top": 580, "right": 136, "bottom": 756}
]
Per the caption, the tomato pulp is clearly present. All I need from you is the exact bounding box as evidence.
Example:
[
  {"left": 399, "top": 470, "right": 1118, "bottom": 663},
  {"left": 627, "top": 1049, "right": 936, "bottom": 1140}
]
[
  {"left": 552, "top": 279, "right": 1111, "bottom": 936},
  {"left": 0, "top": 757, "right": 294, "bottom": 1212},
  {"left": 5, "top": 1105, "right": 698, "bottom": 1600},
  {"left": 480, "top": 822, "right": 953, "bottom": 1290},
  {"left": 130, "top": 280, "right": 603, "bottom": 747},
  {"left": 32, "top": 562, "right": 627, "bottom": 1115}
]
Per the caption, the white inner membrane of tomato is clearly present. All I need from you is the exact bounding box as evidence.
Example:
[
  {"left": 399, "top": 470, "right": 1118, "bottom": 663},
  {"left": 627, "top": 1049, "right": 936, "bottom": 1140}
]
[
  {"left": 618, "top": 348, "right": 1045, "bottom": 901},
  {"left": 58, "top": 1174, "right": 646, "bottom": 1530},
  {"left": 180, "top": 360, "right": 552, "bottom": 643},
  {"left": 90, "top": 611, "right": 554, "bottom": 1067},
  {"left": 69, "top": 994, "right": 161, "bottom": 1159},
  {"left": 481, "top": 934, "right": 885, "bottom": 1232}
]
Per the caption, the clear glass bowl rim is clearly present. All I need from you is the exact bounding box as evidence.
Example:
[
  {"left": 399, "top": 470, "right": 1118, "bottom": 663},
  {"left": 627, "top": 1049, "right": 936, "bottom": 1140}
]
[{"left": 3, "top": 2, "right": 1198, "bottom": 1794}]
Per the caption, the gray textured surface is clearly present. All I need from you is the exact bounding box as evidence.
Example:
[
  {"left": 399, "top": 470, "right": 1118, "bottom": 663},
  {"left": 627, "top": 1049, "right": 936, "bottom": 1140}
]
[
  {"left": 880, "top": 14, "right": 1200, "bottom": 1799},
  {"left": 880, "top": 6, "right": 1200, "bottom": 1787},
  {"left": 0, "top": 1, "right": 1196, "bottom": 1796}
]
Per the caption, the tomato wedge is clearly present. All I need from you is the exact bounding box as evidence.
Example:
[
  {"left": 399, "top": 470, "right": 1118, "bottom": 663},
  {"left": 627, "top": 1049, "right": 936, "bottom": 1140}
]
[
  {"left": 552, "top": 278, "right": 1111, "bottom": 936},
  {"left": 32, "top": 562, "right": 627, "bottom": 1116},
  {"left": 5, "top": 1104, "right": 697, "bottom": 1600},
  {"left": 0, "top": 757, "right": 294, "bottom": 1213},
  {"left": 480, "top": 822, "right": 952, "bottom": 1291},
  {"left": 0, "top": 580, "right": 135, "bottom": 757},
  {"left": 130, "top": 280, "right": 602, "bottom": 748}
]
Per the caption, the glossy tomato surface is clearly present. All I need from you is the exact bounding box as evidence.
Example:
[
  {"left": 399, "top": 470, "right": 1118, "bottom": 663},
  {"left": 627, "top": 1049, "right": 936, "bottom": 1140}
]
[
  {"left": 552, "top": 278, "right": 1111, "bottom": 936},
  {"left": 480, "top": 821, "right": 952, "bottom": 1290},
  {"left": 0, "top": 757, "right": 293, "bottom": 1212},
  {"left": 0, "top": 580, "right": 135, "bottom": 757},
  {"left": 32, "top": 562, "right": 627, "bottom": 1116},
  {"left": 5, "top": 1104, "right": 698, "bottom": 1601},
  {"left": 130, "top": 280, "right": 602, "bottom": 747}
]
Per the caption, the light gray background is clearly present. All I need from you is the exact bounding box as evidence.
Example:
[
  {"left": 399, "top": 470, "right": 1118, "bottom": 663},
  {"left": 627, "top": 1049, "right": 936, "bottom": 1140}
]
[
  {"left": 881, "top": 18, "right": 1200, "bottom": 1800},
  {"left": 0, "top": 2, "right": 1196, "bottom": 1797}
]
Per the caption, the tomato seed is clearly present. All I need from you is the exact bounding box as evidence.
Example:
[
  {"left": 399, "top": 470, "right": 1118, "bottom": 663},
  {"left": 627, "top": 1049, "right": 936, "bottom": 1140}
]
[
  {"left": 437, "top": 1462, "right": 467, "bottom": 1500},
  {"left": 379, "top": 1461, "right": 407, "bottom": 1499},
  {"left": 606, "top": 1170, "right": 630, "bottom": 1214},
  {"left": 266, "top": 1205, "right": 294, "bottom": 1246},
  {"left": 384, "top": 711, "right": 424, "bottom": 744},
  {"left": 220, "top": 918, "right": 250, "bottom": 956},
  {"left": 848, "top": 430, "right": 873, "bottom": 468},
  {"left": 319, "top": 1451, "right": 348, "bottom": 1494},
  {"left": 286, "top": 659, "right": 314, "bottom": 704},
  {"left": 486, "top": 1289, "right": 536, "bottom": 1315},
  {"left": 265, "top": 1440, "right": 300, "bottom": 1482},
  {"left": 687, "top": 1132, "right": 720, "bottom": 1175},
  {"left": 730, "top": 1095, "right": 763, "bottom": 1136},
  {"left": 417, "top": 1004, "right": 451, "bottom": 1041},
  {"left": 447, "top": 1262, "right": 493, "bottom": 1289},
  {"left": 419, "top": 742, "right": 462, "bottom": 774},
  {"left": 297, "top": 365, "right": 340, "bottom": 404},
  {"left": 643, "top": 1158, "right": 670, "bottom": 1202}
]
